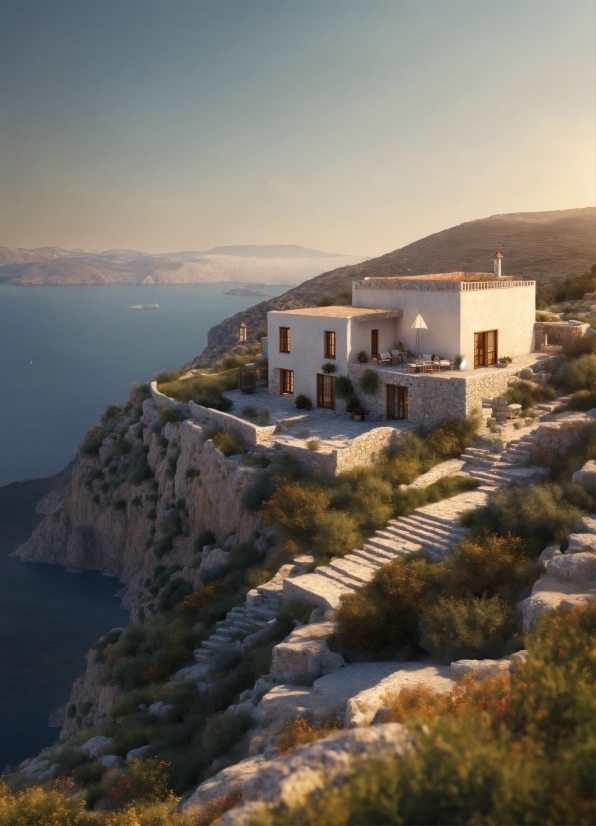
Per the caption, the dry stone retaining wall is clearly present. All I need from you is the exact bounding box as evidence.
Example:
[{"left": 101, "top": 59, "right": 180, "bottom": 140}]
[
  {"left": 534, "top": 321, "right": 590, "bottom": 350},
  {"left": 150, "top": 381, "right": 183, "bottom": 410},
  {"left": 188, "top": 401, "right": 277, "bottom": 446},
  {"left": 531, "top": 419, "right": 593, "bottom": 463}
]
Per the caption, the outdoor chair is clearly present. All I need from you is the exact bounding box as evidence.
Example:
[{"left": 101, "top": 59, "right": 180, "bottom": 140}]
[
  {"left": 439, "top": 359, "right": 452, "bottom": 370},
  {"left": 390, "top": 348, "right": 406, "bottom": 364},
  {"left": 377, "top": 351, "right": 392, "bottom": 364}
]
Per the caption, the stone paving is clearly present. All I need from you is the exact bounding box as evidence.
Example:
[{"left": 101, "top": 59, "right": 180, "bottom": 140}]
[{"left": 224, "top": 387, "right": 415, "bottom": 449}]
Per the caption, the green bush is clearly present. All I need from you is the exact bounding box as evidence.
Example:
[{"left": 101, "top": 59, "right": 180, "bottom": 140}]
[
  {"left": 211, "top": 430, "right": 246, "bottom": 456},
  {"left": 334, "top": 375, "right": 353, "bottom": 400},
  {"left": 335, "top": 534, "right": 540, "bottom": 658},
  {"left": 112, "top": 499, "right": 127, "bottom": 511},
  {"left": 158, "top": 407, "right": 186, "bottom": 427},
  {"left": 556, "top": 353, "right": 596, "bottom": 391},
  {"left": 101, "top": 404, "right": 123, "bottom": 425},
  {"left": 465, "top": 481, "right": 593, "bottom": 556},
  {"left": 358, "top": 368, "right": 380, "bottom": 395},
  {"left": 311, "top": 512, "right": 361, "bottom": 560},
  {"left": 568, "top": 388, "right": 596, "bottom": 410},
  {"left": 200, "top": 706, "right": 253, "bottom": 765},
  {"left": 81, "top": 426, "right": 106, "bottom": 456},
  {"left": 241, "top": 405, "right": 258, "bottom": 418},
  {"left": 306, "top": 439, "right": 320, "bottom": 451},
  {"left": 505, "top": 380, "right": 556, "bottom": 411},
  {"left": 256, "top": 409, "right": 271, "bottom": 426},
  {"left": 295, "top": 394, "right": 313, "bottom": 410},
  {"left": 357, "top": 350, "right": 368, "bottom": 363},
  {"left": 321, "top": 362, "right": 336, "bottom": 374}
]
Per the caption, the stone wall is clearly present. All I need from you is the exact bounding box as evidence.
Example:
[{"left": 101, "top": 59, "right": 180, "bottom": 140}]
[
  {"left": 534, "top": 321, "right": 589, "bottom": 350},
  {"left": 531, "top": 418, "right": 593, "bottom": 463},
  {"left": 150, "top": 381, "right": 184, "bottom": 410},
  {"left": 188, "top": 401, "right": 277, "bottom": 446},
  {"left": 261, "top": 336, "right": 268, "bottom": 357},
  {"left": 281, "top": 426, "right": 406, "bottom": 476},
  {"left": 268, "top": 367, "right": 281, "bottom": 396},
  {"left": 347, "top": 364, "right": 521, "bottom": 429}
]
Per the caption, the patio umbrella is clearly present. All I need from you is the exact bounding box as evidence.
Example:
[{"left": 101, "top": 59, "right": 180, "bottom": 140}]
[{"left": 411, "top": 312, "right": 428, "bottom": 358}]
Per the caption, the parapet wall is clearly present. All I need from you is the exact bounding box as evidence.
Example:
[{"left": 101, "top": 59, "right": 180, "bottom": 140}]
[
  {"left": 282, "top": 426, "right": 406, "bottom": 476},
  {"left": 534, "top": 321, "right": 590, "bottom": 350},
  {"left": 150, "top": 381, "right": 184, "bottom": 410},
  {"left": 188, "top": 401, "right": 277, "bottom": 446}
]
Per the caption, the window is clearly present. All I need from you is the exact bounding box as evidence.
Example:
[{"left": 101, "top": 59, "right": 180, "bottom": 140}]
[
  {"left": 324, "top": 330, "right": 336, "bottom": 359},
  {"left": 387, "top": 385, "right": 408, "bottom": 420},
  {"left": 474, "top": 330, "right": 498, "bottom": 368},
  {"left": 371, "top": 329, "right": 379, "bottom": 359},
  {"left": 317, "top": 374, "right": 335, "bottom": 409},
  {"left": 279, "top": 326, "right": 291, "bottom": 353},
  {"left": 280, "top": 369, "right": 294, "bottom": 394}
]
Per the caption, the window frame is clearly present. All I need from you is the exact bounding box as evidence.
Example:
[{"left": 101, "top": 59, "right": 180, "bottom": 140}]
[
  {"left": 324, "top": 330, "right": 336, "bottom": 360},
  {"left": 280, "top": 369, "right": 294, "bottom": 394},
  {"left": 279, "top": 326, "right": 291, "bottom": 354}
]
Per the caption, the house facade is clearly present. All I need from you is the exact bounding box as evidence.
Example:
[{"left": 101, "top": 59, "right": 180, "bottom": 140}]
[{"left": 267, "top": 262, "right": 537, "bottom": 428}]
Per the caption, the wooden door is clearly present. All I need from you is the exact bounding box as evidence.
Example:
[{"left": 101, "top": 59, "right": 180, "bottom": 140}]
[
  {"left": 371, "top": 329, "right": 379, "bottom": 359},
  {"left": 474, "top": 330, "right": 497, "bottom": 368},
  {"left": 280, "top": 369, "right": 294, "bottom": 394},
  {"left": 387, "top": 385, "right": 408, "bottom": 419},
  {"left": 317, "top": 374, "right": 335, "bottom": 409}
]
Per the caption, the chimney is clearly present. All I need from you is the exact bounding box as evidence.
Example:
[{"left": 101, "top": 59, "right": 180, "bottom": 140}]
[{"left": 493, "top": 250, "right": 503, "bottom": 278}]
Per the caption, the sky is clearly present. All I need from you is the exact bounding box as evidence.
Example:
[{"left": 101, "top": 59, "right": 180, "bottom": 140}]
[{"left": 0, "top": 0, "right": 594, "bottom": 256}]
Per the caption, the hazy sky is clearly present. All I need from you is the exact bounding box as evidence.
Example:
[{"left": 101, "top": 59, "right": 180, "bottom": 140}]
[{"left": 0, "top": 0, "right": 594, "bottom": 256}]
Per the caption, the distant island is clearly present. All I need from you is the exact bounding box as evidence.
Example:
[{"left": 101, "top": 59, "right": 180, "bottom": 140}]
[
  {"left": 224, "top": 287, "right": 271, "bottom": 296},
  {"left": 130, "top": 303, "right": 159, "bottom": 310}
]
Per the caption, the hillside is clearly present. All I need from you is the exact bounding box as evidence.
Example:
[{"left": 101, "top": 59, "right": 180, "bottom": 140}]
[
  {"left": 0, "top": 244, "right": 365, "bottom": 286},
  {"left": 198, "top": 207, "right": 595, "bottom": 362}
]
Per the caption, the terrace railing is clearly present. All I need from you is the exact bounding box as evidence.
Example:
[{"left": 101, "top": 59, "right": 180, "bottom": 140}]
[{"left": 460, "top": 280, "right": 535, "bottom": 290}]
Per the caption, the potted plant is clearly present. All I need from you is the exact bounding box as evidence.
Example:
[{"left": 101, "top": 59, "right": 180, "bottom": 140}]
[
  {"left": 453, "top": 354, "right": 465, "bottom": 370},
  {"left": 357, "top": 351, "right": 368, "bottom": 363},
  {"left": 497, "top": 356, "right": 512, "bottom": 367},
  {"left": 321, "top": 362, "right": 336, "bottom": 374},
  {"left": 352, "top": 407, "right": 364, "bottom": 422}
]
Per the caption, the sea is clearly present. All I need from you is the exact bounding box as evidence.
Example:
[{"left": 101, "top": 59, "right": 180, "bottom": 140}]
[{"left": 0, "top": 282, "right": 288, "bottom": 769}]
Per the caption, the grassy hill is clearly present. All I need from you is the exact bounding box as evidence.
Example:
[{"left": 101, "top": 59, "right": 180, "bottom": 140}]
[{"left": 197, "top": 207, "right": 595, "bottom": 362}]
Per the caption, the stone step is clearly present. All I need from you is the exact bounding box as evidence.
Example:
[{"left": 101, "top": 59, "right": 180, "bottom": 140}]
[
  {"left": 384, "top": 521, "right": 461, "bottom": 551},
  {"left": 345, "top": 549, "right": 387, "bottom": 570},
  {"left": 283, "top": 571, "right": 356, "bottom": 610},
  {"left": 366, "top": 533, "right": 420, "bottom": 556},
  {"left": 201, "top": 638, "right": 224, "bottom": 651},
  {"left": 397, "top": 515, "right": 467, "bottom": 543},
  {"left": 328, "top": 557, "right": 379, "bottom": 584},
  {"left": 466, "top": 469, "right": 502, "bottom": 487},
  {"left": 316, "top": 564, "right": 364, "bottom": 589},
  {"left": 359, "top": 543, "right": 405, "bottom": 563},
  {"left": 382, "top": 524, "right": 449, "bottom": 556}
]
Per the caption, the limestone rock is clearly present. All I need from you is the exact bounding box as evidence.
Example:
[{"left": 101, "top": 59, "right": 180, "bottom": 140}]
[
  {"left": 99, "top": 755, "right": 125, "bottom": 769},
  {"left": 182, "top": 756, "right": 266, "bottom": 814},
  {"left": 79, "top": 735, "right": 114, "bottom": 759},
  {"left": 538, "top": 545, "right": 561, "bottom": 564},
  {"left": 269, "top": 622, "right": 344, "bottom": 684},
  {"left": 571, "top": 460, "right": 596, "bottom": 491},
  {"left": 566, "top": 533, "right": 596, "bottom": 554},
  {"left": 547, "top": 552, "right": 596, "bottom": 583},
  {"left": 148, "top": 701, "right": 173, "bottom": 718},
  {"left": 344, "top": 663, "right": 453, "bottom": 727},
  {"left": 518, "top": 367, "right": 534, "bottom": 379},
  {"left": 450, "top": 658, "right": 513, "bottom": 680},
  {"left": 19, "top": 756, "right": 51, "bottom": 779},
  {"left": 126, "top": 744, "right": 153, "bottom": 762},
  {"left": 220, "top": 725, "right": 413, "bottom": 826},
  {"left": 573, "top": 515, "right": 596, "bottom": 535},
  {"left": 199, "top": 548, "right": 230, "bottom": 580}
]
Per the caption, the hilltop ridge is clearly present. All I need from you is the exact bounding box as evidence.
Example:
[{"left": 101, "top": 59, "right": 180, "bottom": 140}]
[{"left": 198, "top": 207, "right": 595, "bottom": 362}]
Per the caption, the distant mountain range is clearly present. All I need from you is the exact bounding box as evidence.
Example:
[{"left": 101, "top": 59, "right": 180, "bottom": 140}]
[
  {"left": 0, "top": 245, "right": 366, "bottom": 286},
  {"left": 198, "top": 207, "right": 596, "bottom": 362}
]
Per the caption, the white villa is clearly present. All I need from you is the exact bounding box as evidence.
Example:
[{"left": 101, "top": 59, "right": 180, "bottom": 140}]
[{"left": 267, "top": 255, "right": 538, "bottom": 428}]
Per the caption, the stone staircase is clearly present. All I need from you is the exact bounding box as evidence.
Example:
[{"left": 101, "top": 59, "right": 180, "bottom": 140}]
[
  {"left": 460, "top": 432, "right": 549, "bottom": 489},
  {"left": 283, "top": 417, "right": 562, "bottom": 611},
  {"left": 193, "top": 590, "right": 279, "bottom": 663}
]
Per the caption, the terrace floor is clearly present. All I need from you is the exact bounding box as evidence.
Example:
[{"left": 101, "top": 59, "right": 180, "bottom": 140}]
[
  {"left": 368, "top": 351, "right": 548, "bottom": 379},
  {"left": 224, "top": 387, "right": 416, "bottom": 449}
]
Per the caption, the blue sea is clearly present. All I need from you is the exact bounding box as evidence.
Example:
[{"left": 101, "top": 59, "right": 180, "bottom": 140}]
[{"left": 0, "top": 283, "right": 287, "bottom": 769}]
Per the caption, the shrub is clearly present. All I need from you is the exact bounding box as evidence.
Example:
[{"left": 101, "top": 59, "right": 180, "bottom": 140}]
[
  {"left": 321, "top": 362, "right": 336, "bottom": 374},
  {"left": 241, "top": 405, "right": 258, "bottom": 418},
  {"left": 419, "top": 596, "right": 513, "bottom": 662},
  {"left": 197, "top": 394, "right": 234, "bottom": 412},
  {"left": 334, "top": 375, "right": 353, "bottom": 400},
  {"left": 311, "top": 512, "right": 361, "bottom": 560},
  {"left": 101, "top": 403, "right": 123, "bottom": 425},
  {"left": 255, "top": 328, "right": 267, "bottom": 341},
  {"left": 306, "top": 439, "right": 320, "bottom": 451},
  {"left": 276, "top": 717, "right": 344, "bottom": 756},
  {"left": 154, "top": 533, "right": 174, "bottom": 559},
  {"left": 465, "top": 481, "right": 592, "bottom": 556},
  {"left": 81, "top": 426, "right": 106, "bottom": 456},
  {"left": 200, "top": 707, "right": 253, "bottom": 765},
  {"left": 0, "top": 782, "right": 87, "bottom": 825},
  {"left": 335, "top": 534, "right": 540, "bottom": 658},
  {"left": 568, "top": 388, "right": 596, "bottom": 410},
  {"left": 113, "top": 499, "right": 127, "bottom": 511},
  {"left": 295, "top": 394, "right": 313, "bottom": 410},
  {"left": 242, "top": 452, "right": 270, "bottom": 468},
  {"left": 211, "top": 430, "right": 246, "bottom": 457},
  {"left": 256, "top": 409, "right": 271, "bottom": 426},
  {"left": 159, "top": 407, "right": 186, "bottom": 427},
  {"left": 505, "top": 380, "right": 556, "bottom": 411},
  {"left": 357, "top": 350, "right": 368, "bottom": 363},
  {"left": 556, "top": 353, "right": 596, "bottom": 391},
  {"left": 358, "top": 368, "right": 380, "bottom": 395}
]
